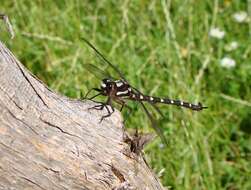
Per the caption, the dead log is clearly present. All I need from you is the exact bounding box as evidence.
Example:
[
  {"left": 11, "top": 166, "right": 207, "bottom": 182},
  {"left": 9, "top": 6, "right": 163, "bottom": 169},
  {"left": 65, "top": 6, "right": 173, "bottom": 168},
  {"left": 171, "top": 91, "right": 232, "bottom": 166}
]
[{"left": 0, "top": 39, "right": 165, "bottom": 189}]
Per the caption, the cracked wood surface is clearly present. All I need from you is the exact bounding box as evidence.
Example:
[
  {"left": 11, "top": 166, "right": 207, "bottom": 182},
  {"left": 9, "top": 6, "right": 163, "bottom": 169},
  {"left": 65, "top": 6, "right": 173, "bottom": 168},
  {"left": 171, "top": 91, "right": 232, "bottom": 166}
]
[{"left": 0, "top": 41, "right": 165, "bottom": 190}]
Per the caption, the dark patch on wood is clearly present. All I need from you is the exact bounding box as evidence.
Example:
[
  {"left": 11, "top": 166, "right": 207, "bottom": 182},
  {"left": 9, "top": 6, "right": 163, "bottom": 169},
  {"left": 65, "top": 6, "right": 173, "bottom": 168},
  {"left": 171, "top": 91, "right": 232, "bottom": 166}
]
[
  {"left": 19, "top": 176, "right": 46, "bottom": 190},
  {"left": 5, "top": 106, "right": 38, "bottom": 135},
  {"left": 39, "top": 117, "right": 85, "bottom": 142},
  {"left": 111, "top": 165, "right": 125, "bottom": 183},
  {"left": 15, "top": 61, "right": 49, "bottom": 108},
  {"left": 0, "top": 86, "right": 23, "bottom": 110}
]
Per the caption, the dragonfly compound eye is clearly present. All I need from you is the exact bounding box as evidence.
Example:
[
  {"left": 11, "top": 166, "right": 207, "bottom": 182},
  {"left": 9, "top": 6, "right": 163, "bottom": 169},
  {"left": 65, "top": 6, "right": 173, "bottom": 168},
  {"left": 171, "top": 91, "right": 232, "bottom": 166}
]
[
  {"left": 101, "top": 82, "right": 106, "bottom": 89},
  {"left": 102, "top": 78, "right": 112, "bottom": 83},
  {"left": 101, "top": 78, "right": 112, "bottom": 89}
]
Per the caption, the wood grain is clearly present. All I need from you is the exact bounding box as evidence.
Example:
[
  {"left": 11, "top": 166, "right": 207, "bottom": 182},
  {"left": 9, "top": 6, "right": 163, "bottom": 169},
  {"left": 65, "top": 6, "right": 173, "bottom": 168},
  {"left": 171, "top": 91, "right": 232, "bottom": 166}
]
[{"left": 0, "top": 41, "right": 165, "bottom": 190}]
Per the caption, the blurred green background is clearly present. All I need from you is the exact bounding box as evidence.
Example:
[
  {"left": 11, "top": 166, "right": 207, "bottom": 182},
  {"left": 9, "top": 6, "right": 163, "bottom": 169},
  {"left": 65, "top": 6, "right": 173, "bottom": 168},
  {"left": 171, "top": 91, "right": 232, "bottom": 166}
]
[{"left": 1, "top": 0, "right": 251, "bottom": 189}]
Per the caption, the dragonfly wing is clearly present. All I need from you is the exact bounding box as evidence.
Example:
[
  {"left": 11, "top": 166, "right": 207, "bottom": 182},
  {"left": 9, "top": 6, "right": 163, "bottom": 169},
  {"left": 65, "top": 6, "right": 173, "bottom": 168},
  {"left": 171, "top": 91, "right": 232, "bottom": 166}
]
[
  {"left": 81, "top": 37, "right": 127, "bottom": 81},
  {"left": 84, "top": 63, "right": 112, "bottom": 80},
  {"left": 140, "top": 102, "right": 167, "bottom": 145},
  {"left": 130, "top": 86, "right": 165, "bottom": 118},
  {"left": 149, "top": 103, "right": 165, "bottom": 118}
]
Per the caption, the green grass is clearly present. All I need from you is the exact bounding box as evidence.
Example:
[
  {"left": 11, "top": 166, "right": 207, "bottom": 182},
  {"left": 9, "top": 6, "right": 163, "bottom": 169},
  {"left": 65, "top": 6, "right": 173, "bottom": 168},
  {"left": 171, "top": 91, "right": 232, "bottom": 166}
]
[{"left": 1, "top": 0, "right": 251, "bottom": 189}]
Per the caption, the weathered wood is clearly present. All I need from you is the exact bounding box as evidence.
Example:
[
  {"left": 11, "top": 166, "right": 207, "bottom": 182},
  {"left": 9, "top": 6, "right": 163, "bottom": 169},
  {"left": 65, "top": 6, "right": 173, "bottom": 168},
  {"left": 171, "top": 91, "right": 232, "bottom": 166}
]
[{"left": 0, "top": 40, "right": 165, "bottom": 190}]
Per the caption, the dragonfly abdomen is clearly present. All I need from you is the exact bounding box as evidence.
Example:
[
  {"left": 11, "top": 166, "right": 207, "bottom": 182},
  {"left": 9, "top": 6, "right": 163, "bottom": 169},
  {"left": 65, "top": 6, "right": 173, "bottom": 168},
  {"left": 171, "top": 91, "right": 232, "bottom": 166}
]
[
  {"left": 129, "top": 93, "right": 205, "bottom": 111},
  {"left": 158, "top": 98, "right": 206, "bottom": 111}
]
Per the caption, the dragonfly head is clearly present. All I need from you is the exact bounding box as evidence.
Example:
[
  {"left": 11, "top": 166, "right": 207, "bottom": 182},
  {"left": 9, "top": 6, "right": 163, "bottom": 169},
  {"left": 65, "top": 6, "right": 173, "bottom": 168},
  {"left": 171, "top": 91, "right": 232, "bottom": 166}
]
[{"left": 100, "top": 78, "right": 114, "bottom": 92}]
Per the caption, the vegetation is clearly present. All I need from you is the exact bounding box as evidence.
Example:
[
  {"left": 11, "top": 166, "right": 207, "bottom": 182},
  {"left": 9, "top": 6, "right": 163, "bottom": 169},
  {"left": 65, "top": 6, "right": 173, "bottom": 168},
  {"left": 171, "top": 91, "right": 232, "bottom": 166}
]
[{"left": 1, "top": 0, "right": 250, "bottom": 189}]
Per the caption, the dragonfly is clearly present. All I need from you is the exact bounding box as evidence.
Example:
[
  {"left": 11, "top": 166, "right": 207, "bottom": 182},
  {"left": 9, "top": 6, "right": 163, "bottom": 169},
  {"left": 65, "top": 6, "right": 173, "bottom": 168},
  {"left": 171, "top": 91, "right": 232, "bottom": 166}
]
[{"left": 81, "top": 38, "right": 207, "bottom": 144}]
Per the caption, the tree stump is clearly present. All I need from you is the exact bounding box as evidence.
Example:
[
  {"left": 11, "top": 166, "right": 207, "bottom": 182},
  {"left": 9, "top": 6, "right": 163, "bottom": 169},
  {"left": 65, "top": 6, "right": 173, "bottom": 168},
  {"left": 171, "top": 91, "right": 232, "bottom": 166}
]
[{"left": 0, "top": 40, "right": 165, "bottom": 190}]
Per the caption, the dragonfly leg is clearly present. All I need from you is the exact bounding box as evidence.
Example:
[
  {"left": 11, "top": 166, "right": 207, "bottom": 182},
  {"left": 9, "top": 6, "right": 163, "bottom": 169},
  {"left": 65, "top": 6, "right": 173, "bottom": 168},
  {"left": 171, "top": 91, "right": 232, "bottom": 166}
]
[
  {"left": 120, "top": 103, "right": 124, "bottom": 112},
  {"left": 84, "top": 88, "right": 102, "bottom": 100},
  {"left": 88, "top": 102, "right": 113, "bottom": 122},
  {"left": 88, "top": 97, "right": 115, "bottom": 123},
  {"left": 113, "top": 98, "right": 130, "bottom": 112},
  {"left": 114, "top": 98, "right": 133, "bottom": 123},
  {"left": 88, "top": 103, "right": 105, "bottom": 111},
  {"left": 99, "top": 105, "right": 114, "bottom": 123},
  {"left": 99, "top": 97, "right": 114, "bottom": 122},
  {"left": 123, "top": 105, "right": 133, "bottom": 123}
]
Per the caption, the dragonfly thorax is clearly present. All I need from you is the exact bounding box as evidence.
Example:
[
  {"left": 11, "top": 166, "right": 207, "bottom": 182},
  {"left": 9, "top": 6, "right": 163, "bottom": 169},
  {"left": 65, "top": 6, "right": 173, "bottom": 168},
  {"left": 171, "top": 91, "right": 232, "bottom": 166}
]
[{"left": 100, "top": 78, "right": 131, "bottom": 97}]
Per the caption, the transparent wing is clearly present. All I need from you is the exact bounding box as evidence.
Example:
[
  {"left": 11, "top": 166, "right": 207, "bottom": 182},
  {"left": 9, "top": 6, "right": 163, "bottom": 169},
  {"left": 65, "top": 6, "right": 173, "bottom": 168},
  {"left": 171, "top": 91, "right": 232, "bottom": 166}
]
[
  {"left": 129, "top": 86, "right": 165, "bottom": 118},
  {"left": 149, "top": 103, "right": 165, "bottom": 118},
  {"left": 140, "top": 102, "right": 167, "bottom": 145},
  {"left": 84, "top": 63, "right": 113, "bottom": 80},
  {"left": 81, "top": 37, "right": 127, "bottom": 81}
]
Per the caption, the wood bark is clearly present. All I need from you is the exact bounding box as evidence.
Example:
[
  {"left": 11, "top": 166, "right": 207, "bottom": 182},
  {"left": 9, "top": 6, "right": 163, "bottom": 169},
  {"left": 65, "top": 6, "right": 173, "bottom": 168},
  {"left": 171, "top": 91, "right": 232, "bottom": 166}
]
[{"left": 0, "top": 41, "right": 165, "bottom": 190}]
